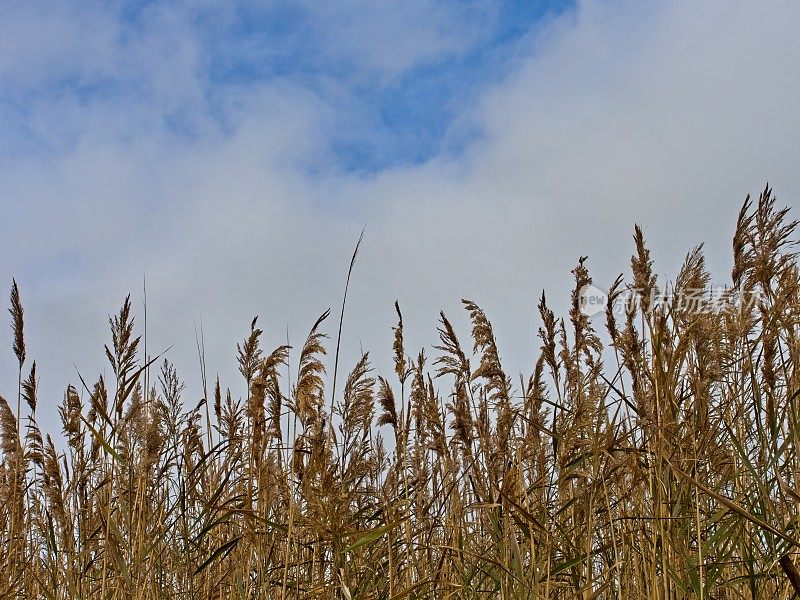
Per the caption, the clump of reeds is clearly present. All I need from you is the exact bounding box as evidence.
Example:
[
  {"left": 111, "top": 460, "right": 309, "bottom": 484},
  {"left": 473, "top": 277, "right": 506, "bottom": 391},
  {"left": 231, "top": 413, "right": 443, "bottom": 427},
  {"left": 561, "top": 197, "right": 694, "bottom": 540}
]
[{"left": 0, "top": 185, "right": 799, "bottom": 599}]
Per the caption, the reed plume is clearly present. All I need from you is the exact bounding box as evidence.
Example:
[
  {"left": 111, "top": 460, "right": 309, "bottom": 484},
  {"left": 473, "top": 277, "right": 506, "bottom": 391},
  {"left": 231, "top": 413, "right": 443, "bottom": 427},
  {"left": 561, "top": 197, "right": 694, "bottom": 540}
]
[{"left": 0, "top": 189, "right": 798, "bottom": 598}]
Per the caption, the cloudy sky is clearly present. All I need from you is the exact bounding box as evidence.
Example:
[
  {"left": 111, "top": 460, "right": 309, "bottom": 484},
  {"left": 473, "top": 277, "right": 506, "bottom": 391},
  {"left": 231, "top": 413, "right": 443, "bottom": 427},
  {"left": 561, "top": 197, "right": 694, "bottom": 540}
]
[{"left": 1, "top": 0, "right": 798, "bottom": 433}]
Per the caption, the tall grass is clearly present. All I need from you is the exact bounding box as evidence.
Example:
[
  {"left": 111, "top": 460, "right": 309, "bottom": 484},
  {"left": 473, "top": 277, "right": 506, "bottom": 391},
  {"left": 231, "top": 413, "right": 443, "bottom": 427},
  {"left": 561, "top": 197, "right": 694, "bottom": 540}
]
[{"left": 1, "top": 186, "right": 799, "bottom": 598}]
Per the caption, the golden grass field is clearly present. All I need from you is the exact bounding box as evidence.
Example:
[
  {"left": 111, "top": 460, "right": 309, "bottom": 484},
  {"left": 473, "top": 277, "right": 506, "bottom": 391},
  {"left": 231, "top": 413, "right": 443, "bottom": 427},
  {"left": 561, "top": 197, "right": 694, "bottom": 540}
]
[{"left": 1, "top": 186, "right": 799, "bottom": 598}]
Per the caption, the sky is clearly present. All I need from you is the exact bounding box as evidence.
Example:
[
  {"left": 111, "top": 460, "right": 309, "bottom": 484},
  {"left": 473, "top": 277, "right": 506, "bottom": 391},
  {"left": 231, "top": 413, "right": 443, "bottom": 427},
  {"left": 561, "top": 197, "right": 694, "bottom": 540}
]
[{"left": 1, "top": 0, "right": 799, "bottom": 435}]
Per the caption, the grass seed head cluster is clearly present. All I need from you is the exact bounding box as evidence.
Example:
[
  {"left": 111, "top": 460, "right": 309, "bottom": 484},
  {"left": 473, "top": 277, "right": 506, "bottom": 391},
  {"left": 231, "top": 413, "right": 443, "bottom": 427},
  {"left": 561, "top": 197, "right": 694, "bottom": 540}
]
[{"left": 1, "top": 186, "right": 799, "bottom": 598}]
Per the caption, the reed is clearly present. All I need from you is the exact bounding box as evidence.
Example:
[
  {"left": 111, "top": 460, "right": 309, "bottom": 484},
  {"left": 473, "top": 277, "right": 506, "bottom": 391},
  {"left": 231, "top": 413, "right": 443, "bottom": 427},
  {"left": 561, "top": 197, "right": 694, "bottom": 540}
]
[{"left": 1, "top": 186, "right": 799, "bottom": 598}]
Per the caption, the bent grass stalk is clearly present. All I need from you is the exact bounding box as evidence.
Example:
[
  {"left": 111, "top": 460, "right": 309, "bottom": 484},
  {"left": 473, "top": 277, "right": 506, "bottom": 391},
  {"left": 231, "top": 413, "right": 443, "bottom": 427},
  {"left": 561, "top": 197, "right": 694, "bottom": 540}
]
[{"left": 0, "top": 187, "right": 798, "bottom": 598}]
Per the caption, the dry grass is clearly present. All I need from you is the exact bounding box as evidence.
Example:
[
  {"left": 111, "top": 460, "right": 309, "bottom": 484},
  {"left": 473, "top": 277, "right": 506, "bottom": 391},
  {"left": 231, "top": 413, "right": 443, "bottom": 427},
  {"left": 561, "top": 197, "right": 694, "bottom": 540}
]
[{"left": 1, "top": 186, "right": 800, "bottom": 598}]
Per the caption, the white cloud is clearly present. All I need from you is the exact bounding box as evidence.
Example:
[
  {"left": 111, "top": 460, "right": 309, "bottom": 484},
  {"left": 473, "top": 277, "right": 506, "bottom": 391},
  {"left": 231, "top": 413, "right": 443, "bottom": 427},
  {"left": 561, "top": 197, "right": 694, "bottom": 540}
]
[
  {"left": 288, "top": 0, "right": 495, "bottom": 77},
  {"left": 1, "top": 0, "right": 799, "bottom": 436}
]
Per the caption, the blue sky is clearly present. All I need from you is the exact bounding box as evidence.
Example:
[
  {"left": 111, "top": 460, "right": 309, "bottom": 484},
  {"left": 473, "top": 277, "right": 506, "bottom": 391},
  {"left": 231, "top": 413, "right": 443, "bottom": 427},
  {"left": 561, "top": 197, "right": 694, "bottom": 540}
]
[
  {"left": 1, "top": 0, "right": 799, "bottom": 433},
  {"left": 1, "top": 0, "right": 573, "bottom": 171}
]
